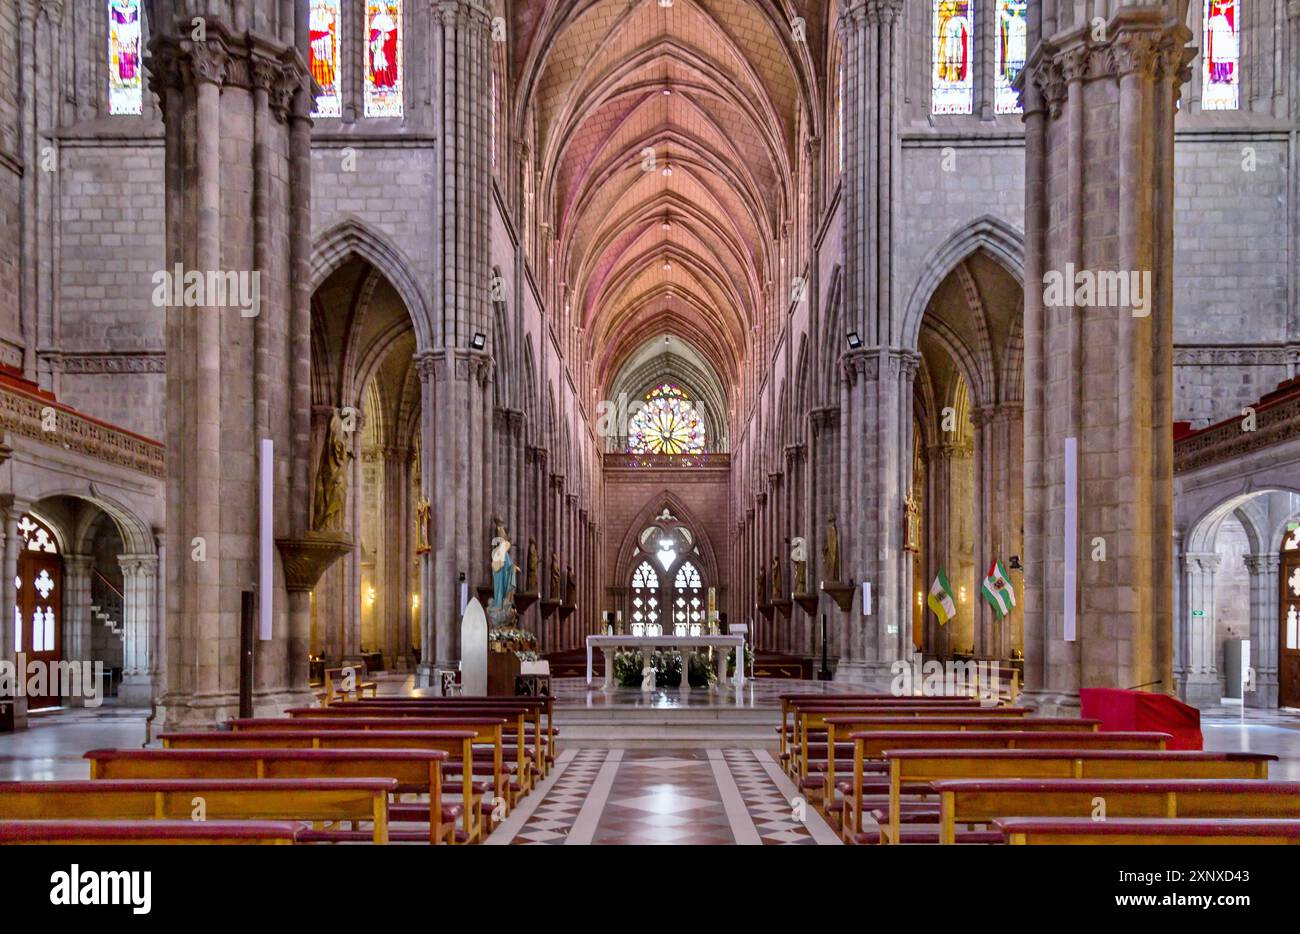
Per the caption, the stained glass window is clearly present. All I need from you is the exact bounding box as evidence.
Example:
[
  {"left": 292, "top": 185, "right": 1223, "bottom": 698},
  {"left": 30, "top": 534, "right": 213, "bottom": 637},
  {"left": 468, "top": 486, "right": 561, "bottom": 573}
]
[
  {"left": 1203, "top": 0, "right": 1240, "bottom": 111},
  {"left": 310, "top": 0, "right": 342, "bottom": 118},
  {"left": 626, "top": 383, "right": 706, "bottom": 455},
  {"left": 673, "top": 561, "right": 703, "bottom": 633},
  {"left": 108, "top": 0, "right": 142, "bottom": 115},
  {"left": 631, "top": 560, "right": 660, "bottom": 628},
  {"left": 994, "top": 0, "right": 1026, "bottom": 115},
  {"left": 932, "top": 0, "right": 973, "bottom": 115},
  {"left": 365, "top": 0, "right": 403, "bottom": 117}
]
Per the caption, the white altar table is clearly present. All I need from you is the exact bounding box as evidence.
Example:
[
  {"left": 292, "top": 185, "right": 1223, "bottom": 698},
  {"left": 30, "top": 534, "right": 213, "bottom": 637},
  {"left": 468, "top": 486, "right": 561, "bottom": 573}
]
[{"left": 585, "top": 634, "right": 746, "bottom": 690}]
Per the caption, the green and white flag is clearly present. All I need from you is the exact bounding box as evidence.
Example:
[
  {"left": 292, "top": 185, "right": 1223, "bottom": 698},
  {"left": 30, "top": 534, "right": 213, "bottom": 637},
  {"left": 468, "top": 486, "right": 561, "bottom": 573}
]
[
  {"left": 982, "top": 559, "right": 1017, "bottom": 618},
  {"left": 927, "top": 569, "right": 957, "bottom": 625}
]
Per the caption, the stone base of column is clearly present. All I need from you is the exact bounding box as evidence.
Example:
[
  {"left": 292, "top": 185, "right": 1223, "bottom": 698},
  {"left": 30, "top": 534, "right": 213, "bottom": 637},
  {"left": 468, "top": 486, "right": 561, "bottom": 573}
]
[
  {"left": 1, "top": 695, "right": 28, "bottom": 731},
  {"left": 1245, "top": 674, "right": 1278, "bottom": 709},
  {"left": 414, "top": 663, "right": 438, "bottom": 690},
  {"left": 117, "top": 673, "right": 155, "bottom": 708},
  {"left": 830, "top": 660, "right": 895, "bottom": 690},
  {"left": 1181, "top": 674, "right": 1222, "bottom": 709},
  {"left": 1018, "top": 689, "right": 1082, "bottom": 718},
  {"left": 158, "top": 686, "right": 317, "bottom": 730}
]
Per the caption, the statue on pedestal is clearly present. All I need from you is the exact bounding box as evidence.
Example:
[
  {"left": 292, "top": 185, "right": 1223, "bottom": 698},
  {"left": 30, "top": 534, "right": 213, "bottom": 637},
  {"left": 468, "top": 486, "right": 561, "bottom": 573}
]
[
  {"left": 566, "top": 566, "right": 576, "bottom": 605},
  {"left": 824, "top": 514, "right": 841, "bottom": 582},
  {"left": 791, "top": 536, "right": 808, "bottom": 595},
  {"left": 490, "top": 515, "right": 515, "bottom": 611},
  {"left": 312, "top": 409, "right": 353, "bottom": 531},
  {"left": 549, "top": 552, "right": 561, "bottom": 601},
  {"left": 770, "top": 554, "right": 782, "bottom": 601},
  {"left": 525, "top": 537, "right": 540, "bottom": 593},
  {"left": 414, "top": 496, "right": 431, "bottom": 554}
]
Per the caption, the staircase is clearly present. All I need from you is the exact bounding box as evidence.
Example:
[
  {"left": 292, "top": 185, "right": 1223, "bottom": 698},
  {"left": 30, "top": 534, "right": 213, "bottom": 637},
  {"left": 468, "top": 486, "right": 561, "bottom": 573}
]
[
  {"left": 91, "top": 569, "right": 124, "bottom": 637},
  {"left": 552, "top": 693, "right": 777, "bottom": 749}
]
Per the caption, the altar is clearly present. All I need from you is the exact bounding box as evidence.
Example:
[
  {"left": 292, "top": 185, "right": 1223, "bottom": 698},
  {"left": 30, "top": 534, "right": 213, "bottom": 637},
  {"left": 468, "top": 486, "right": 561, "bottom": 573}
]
[{"left": 585, "top": 634, "right": 746, "bottom": 690}]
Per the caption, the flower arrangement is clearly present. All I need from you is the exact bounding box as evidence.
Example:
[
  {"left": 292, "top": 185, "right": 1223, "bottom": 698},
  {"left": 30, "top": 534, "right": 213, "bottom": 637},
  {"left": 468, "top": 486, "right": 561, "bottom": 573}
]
[
  {"left": 726, "top": 645, "right": 754, "bottom": 676},
  {"left": 613, "top": 649, "right": 717, "bottom": 688},
  {"left": 489, "top": 626, "right": 537, "bottom": 653}
]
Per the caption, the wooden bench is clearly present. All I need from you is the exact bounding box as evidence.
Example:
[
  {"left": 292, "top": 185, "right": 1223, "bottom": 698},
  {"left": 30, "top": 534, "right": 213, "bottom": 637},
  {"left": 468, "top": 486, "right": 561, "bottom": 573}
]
[
  {"left": 285, "top": 706, "right": 534, "bottom": 803},
  {"left": 344, "top": 696, "right": 557, "bottom": 776},
  {"left": 789, "top": 703, "right": 1023, "bottom": 782},
  {"left": 934, "top": 778, "right": 1300, "bottom": 845},
  {"left": 322, "top": 666, "right": 378, "bottom": 705},
  {"left": 161, "top": 730, "right": 478, "bottom": 835},
  {"left": 84, "top": 747, "right": 464, "bottom": 844},
  {"left": 994, "top": 816, "right": 1300, "bottom": 845},
  {"left": 0, "top": 778, "right": 396, "bottom": 844},
  {"left": 828, "top": 716, "right": 1103, "bottom": 831},
  {"left": 0, "top": 819, "right": 303, "bottom": 845},
  {"left": 878, "top": 749, "right": 1277, "bottom": 844}
]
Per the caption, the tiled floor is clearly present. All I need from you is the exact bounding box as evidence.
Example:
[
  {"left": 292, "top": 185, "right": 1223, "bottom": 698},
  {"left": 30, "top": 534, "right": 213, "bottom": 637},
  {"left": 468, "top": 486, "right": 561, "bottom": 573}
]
[{"left": 496, "top": 746, "right": 841, "bottom": 845}]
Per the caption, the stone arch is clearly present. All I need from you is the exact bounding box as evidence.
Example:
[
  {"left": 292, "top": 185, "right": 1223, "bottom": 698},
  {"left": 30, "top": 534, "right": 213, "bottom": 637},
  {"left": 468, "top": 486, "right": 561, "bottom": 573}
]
[
  {"left": 311, "top": 218, "right": 434, "bottom": 353},
  {"left": 900, "top": 215, "right": 1026, "bottom": 351},
  {"left": 612, "top": 490, "right": 722, "bottom": 591}
]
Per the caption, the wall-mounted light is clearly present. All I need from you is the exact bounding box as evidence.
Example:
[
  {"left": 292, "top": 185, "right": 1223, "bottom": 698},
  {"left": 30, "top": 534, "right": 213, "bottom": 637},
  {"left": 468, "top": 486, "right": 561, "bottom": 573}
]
[
  {"left": 470, "top": 332, "right": 486, "bottom": 350},
  {"left": 662, "top": 260, "right": 672, "bottom": 271},
  {"left": 412, "top": 593, "right": 420, "bottom": 611},
  {"left": 959, "top": 585, "right": 967, "bottom": 605},
  {"left": 366, "top": 586, "right": 377, "bottom": 607},
  {"left": 846, "top": 331, "right": 863, "bottom": 350}
]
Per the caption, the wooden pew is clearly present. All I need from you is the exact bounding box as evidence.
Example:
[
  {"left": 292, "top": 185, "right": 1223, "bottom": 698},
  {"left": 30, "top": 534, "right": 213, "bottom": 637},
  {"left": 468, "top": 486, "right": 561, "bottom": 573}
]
[
  {"left": 794, "top": 706, "right": 1032, "bottom": 802},
  {"left": 284, "top": 707, "right": 530, "bottom": 803},
  {"left": 0, "top": 819, "right": 303, "bottom": 845},
  {"left": 880, "top": 749, "right": 1277, "bottom": 844},
  {"left": 83, "top": 747, "right": 466, "bottom": 844},
  {"left": 829, "top": 730, "right": 1169, "bottom": 838},
  {"left": 828, "top": 715, "right": 1102, "bottom": 830},
  {"left": 0, "top": 778, "right": 396, "bottom": 844},
  {"left": 791, "top": 703, "right": 1024, "bottom": 784},
  {"left": 995, "top": 816, "right": 1300, "bottom": 845},
  {"left": 345, "top": 696, "right": 557, "bottom": 775},
  {"left": 161, "top": 730, "right": 478, "bottom": 834},
  {"left": 322, "top": 666, "right": 377, "bottom": 705},
  {"left": 934, "top": 778, "right": 1300, "bottom": 845},
  {"left": 778, "top": 695, "right": 980, "bottom": 773}
]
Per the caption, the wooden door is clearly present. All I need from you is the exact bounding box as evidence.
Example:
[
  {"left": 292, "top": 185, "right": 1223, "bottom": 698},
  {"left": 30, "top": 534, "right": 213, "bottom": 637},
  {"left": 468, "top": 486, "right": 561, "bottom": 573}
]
[
  {"left": 16, "top": 515, "right": 62, "bottom": 710},
  {"left": 1280, "top": 539, "right": 1300, "bottom": 708}
]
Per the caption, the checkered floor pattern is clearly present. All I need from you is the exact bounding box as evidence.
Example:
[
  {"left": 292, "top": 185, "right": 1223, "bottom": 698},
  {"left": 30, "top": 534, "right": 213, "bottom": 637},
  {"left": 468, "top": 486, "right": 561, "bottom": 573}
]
[
  {"left": 723, "top": 749, "right": 818, "bottom": 844},
  {"left": 510, "top": 748, "right": 607, "bottom": 844}
]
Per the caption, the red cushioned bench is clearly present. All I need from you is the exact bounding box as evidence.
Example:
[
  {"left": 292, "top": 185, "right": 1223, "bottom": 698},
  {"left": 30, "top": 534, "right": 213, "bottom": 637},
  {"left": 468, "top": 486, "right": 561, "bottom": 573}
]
[
  {"left": 932, "top": 778, "right": 1300, "bottom": 845},
  {"left": 0, "top": 819, "right": 304, "bottom": 844},
  {"left": 84, "top": 747, "right": 464, "bottom": 843},
  {"left": 995, "top": 816, "right": 1300, "bottom": 845}
]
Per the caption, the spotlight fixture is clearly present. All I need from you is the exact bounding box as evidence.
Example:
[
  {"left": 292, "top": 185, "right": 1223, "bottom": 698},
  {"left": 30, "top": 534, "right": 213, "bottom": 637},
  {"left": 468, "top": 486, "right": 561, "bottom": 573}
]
[
  {"left": 662, "top": 261, "right": 672, "bottom": 271},
  {"left": 846, "top": 331, "right": 863, "bottom": 350},
  {"left": 661, "top": 216, "right": 672, "bottom": 230},
  {"left": 661, "top": 163, "right": 673, "bottom": 177},
  {"left": 663, "top": 88, "right": 672, "bottom": 96},
  {"left": 470, "top": 332, "right": 486, "bottom": 350}
]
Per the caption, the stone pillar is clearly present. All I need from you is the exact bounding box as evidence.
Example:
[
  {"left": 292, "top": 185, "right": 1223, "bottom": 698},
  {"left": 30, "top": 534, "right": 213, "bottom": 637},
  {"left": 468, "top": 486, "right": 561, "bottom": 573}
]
[
  {"left": 118, "top": 554, "right": 159, "bottom": 707},
  {"left": 381, "top": 445, "right": 411, "bottom": 669},
  {"left": 147, "top": 11, "right": 313, "bottom": 727},
  {"left": 61, "top": 555, "right": 94, "bottom": 678},
  {"left": 1020, "top": 7, "right": 1193, "bottom": 713},
  {"left": 972, "top": 402, "right": 1025, "bottom": 658},
  {"left": 1244, "top": 553, "right": 1281, "bottom": 708},
  {"left": 0, "top": 499, "right": 30, "bottom": 727},
  {"left": 1180, "top": 552, "right": 1222, "bottom": 706}
]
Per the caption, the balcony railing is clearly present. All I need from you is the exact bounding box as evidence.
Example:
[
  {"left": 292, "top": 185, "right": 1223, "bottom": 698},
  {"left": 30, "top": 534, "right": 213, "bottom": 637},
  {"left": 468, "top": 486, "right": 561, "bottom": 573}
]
[{"left": 603, "top": 452, "right": 730, "bottom": 469}]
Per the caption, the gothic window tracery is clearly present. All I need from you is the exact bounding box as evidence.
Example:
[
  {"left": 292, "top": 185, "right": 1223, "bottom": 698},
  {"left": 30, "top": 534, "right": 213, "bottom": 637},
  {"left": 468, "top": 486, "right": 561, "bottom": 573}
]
[{"left": 626, "top": 384, "right": 706, "bottom": 455}]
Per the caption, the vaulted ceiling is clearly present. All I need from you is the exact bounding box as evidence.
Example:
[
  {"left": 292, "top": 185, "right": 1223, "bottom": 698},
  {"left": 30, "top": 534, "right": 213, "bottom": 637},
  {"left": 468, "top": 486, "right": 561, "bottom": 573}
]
[{"left": 511, "top": 0, "right": 827, "bottom": 425}]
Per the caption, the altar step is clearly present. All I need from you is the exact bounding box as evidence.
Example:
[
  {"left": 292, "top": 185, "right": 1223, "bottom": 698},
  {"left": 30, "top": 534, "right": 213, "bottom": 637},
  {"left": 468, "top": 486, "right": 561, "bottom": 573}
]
[{"left": 552, "top": 706, "right": 775, "bottom": 749}]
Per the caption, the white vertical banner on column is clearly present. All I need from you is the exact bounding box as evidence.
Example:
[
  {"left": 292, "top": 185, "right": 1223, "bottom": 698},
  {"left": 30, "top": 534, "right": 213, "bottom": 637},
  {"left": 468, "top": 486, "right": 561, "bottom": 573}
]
[
  {"left": 260, "top": 438, "right": 274, "bottom": 641},
  {"left": 1063, "top": 436, "right": 1077, "bottom": 643}
]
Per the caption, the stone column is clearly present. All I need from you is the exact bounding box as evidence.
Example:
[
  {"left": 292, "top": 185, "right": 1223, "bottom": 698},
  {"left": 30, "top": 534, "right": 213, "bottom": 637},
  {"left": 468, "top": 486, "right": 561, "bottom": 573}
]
[
  {"left": 61, "top": 555, "right": 94, "bottom": 679},
  {"left": 1020, "top": 7, "right": 1193, "bottom": 713},
  {"left": 1180, "top": 552, "right": 1222, "bottom": 706},
  {"left": 0, "top": 499, "right": 30, "bottom": 727},
  {"left": 118, "top": 554, "right": 159, "bottom": 707},
  {"left": 1243, "top": 553, "right": 1281, "bottom": 708},
  {"left": 381, "top": 445, "right": 411, "bottom": 669}
]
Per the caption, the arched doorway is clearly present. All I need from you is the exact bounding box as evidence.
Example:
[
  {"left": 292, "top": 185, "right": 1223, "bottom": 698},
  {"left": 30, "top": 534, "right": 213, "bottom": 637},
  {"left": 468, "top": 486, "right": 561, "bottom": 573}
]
[
  {"left": 626, "top": 510, "right": 709, "bottom": 636},
  {"left": 16, "top": 514, "right": 62, "bottom": 709}
]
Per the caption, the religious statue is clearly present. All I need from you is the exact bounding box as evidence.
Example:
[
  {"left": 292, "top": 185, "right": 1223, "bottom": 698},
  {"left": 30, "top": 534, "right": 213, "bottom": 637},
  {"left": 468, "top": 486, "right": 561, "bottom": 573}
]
[
  {"left": 641, "top": 660, "right": 656, "bottom": 692},
  {"left": 414, "top": 497, "right": 431, "bottom": 554},
  {"left": 770, "top": 554, "right": 782, "bottom": 601},
  {"left": 525, "top": 537, "right": 540, "bottom": 593},
  {"left": 566, "top": 566, "right": 577, "bottom": 606},
  {"left": 903, "top": 493, "right": 920, "bottom": 554},
  {"left": 312, "top": 409, "right": 353, "bottom": 531},
  {"left": 790, "top": 536, "right": 808, "bottom": 595},
  {"left": 755, "top": 567, "right": 766, "bottom": 604},
  {"left": 549, "top": 552, "right": 561, "bottom": 601},
  {"left": 824, "top": 514, "right": 840, "bottom": 582},
  {"left": 490, "top": 516, "right": 515, "bottom": 611}
]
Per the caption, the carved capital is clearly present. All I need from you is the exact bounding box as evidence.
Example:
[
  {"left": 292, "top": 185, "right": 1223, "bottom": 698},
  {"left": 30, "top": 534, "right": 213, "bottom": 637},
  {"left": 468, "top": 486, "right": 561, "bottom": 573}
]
[{"left": 188, "top": 40, "right": 230, "bottom": 86}]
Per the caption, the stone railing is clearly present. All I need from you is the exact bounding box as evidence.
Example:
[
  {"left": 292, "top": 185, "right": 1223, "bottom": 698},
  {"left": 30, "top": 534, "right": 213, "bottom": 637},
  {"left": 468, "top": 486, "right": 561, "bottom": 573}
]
[
  {"left": 1174, "top": 383, "right": 1300, "bottom": 474},
  {"left": 603, "top": 452, "right": 731, "bottom": 470},
  {"left": 0, "top": 382, "right": 165, "bottom": 479}
]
